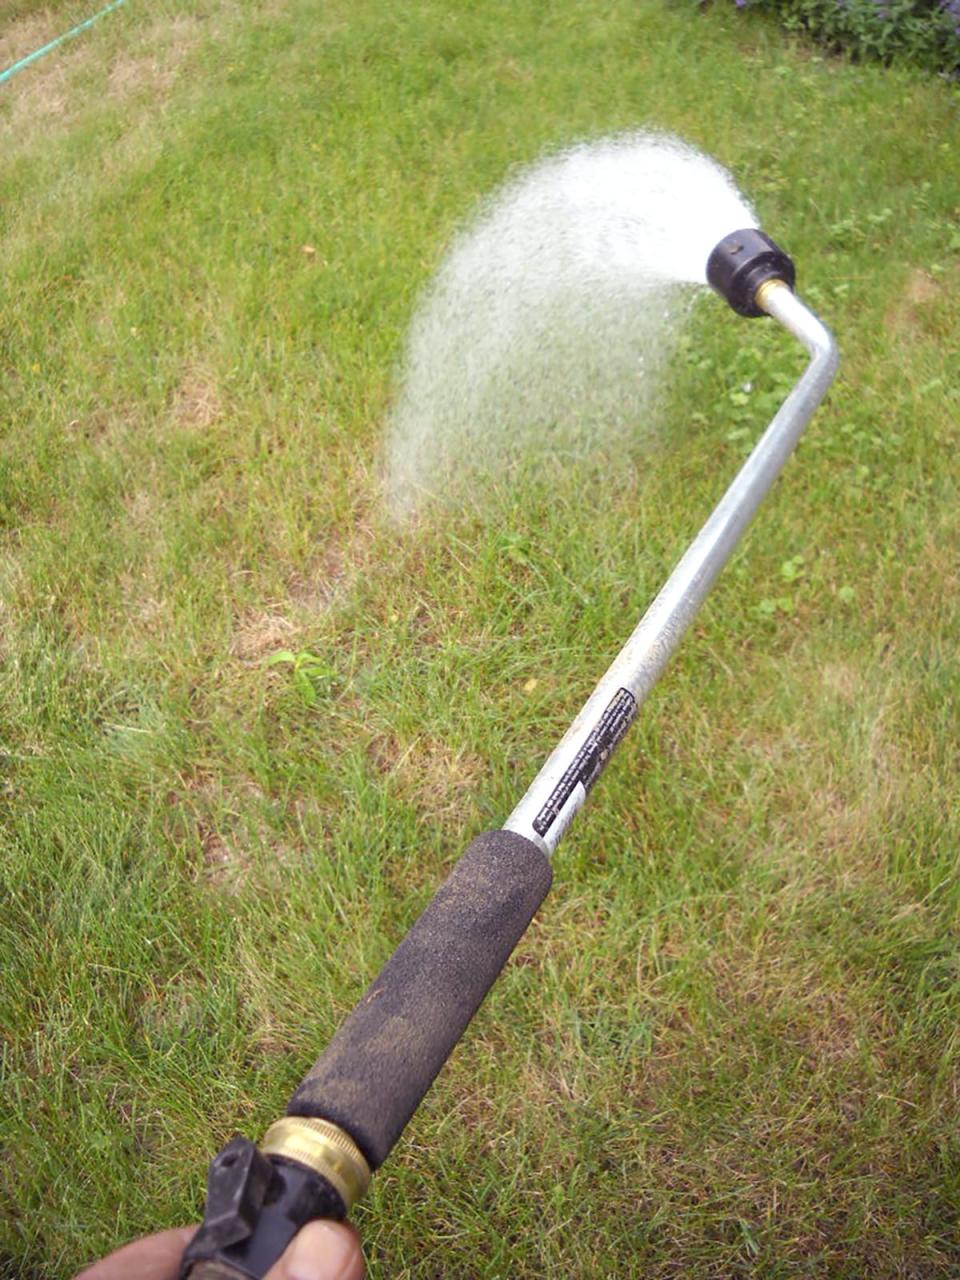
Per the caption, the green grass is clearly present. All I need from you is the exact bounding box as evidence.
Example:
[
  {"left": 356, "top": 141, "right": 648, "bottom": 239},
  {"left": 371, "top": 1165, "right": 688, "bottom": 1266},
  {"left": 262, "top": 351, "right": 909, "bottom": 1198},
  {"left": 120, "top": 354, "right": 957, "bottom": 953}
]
[{"left": 1, "top": 1, "right": 959, "bottom": 1276}]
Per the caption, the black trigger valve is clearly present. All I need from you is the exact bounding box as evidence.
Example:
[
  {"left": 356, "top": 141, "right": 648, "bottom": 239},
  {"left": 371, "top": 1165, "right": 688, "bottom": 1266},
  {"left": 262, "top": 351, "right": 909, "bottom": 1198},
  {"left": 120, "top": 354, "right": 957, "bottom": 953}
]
[{"left": 179, "top": 1136, "right": 346, "bottom": 1279}]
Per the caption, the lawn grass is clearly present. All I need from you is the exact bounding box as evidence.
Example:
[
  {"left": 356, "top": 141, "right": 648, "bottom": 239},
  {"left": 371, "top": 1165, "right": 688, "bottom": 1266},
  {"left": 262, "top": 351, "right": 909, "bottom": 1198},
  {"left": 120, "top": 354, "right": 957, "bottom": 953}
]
[{"left": 1, "top": 1, "right": 959, "bottom": 1276}]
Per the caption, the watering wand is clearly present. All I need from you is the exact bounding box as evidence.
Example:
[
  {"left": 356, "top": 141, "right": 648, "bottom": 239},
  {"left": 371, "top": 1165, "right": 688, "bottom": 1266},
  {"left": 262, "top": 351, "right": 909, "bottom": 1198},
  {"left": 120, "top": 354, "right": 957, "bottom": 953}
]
[{"left": 180, "top": 230, "right": 837, "bottom": 1279}]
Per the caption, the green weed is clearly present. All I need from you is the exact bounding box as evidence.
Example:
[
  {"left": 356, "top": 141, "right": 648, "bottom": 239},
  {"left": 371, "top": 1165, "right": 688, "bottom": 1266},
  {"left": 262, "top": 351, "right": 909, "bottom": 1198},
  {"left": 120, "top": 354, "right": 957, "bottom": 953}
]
[{"left": 264, "top": 650, "right": 339, "bottom": 709}]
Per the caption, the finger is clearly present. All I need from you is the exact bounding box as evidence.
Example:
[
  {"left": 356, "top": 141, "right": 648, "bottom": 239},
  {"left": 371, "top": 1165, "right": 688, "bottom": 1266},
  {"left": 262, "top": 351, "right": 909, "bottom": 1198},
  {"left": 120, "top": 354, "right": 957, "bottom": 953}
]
[
  {"left": 74, "top": 1225, "right": 197, "bottom": 1280},
  {"left": 263, "top": 1220, "right": 364, "bottom": 1280}
]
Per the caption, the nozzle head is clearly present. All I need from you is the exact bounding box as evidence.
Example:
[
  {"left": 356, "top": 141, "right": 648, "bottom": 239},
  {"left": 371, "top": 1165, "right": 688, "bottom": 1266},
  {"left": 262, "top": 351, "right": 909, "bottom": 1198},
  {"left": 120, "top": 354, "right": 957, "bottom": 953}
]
[{"left": 706, "top": 229, "right": 796, "bottom": 318}]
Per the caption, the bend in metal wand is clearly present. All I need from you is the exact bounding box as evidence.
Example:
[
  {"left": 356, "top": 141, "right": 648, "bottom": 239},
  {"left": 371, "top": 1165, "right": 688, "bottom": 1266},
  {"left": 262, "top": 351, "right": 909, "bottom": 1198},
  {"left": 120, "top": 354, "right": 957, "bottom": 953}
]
[{"left": 504, "top": 282, "right": 839, "bottom": 856}]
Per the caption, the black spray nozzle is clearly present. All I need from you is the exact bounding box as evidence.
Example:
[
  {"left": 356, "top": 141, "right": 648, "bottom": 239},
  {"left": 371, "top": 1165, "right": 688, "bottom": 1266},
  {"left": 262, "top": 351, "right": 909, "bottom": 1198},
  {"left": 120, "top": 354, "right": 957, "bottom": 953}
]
[
  {"left": 179, "top": 1137, "right": 347, "bottom": 1279},
  {"left": 706, "top": 229, "right": 796, "bottom": 318}
]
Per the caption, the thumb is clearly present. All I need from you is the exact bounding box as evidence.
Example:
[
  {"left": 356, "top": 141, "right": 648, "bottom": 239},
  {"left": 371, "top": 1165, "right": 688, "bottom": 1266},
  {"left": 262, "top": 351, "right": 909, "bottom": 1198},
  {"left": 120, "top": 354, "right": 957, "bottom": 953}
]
[{"left": 264, "top": 1220, "right": 364, "bottom": 1280}]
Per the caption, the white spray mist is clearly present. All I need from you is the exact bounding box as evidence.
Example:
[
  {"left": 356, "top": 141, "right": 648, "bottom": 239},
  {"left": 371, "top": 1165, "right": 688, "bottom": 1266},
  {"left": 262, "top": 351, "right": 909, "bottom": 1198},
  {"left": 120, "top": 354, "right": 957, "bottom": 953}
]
[{"left": 384, "top": 132, "right": 757, "bottom": 519}]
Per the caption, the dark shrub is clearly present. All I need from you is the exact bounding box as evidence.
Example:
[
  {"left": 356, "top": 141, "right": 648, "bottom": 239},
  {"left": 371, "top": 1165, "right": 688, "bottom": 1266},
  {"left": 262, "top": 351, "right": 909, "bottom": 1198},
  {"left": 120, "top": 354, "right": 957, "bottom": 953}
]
[{"left": 734, "top": 0, "right": 960, "bottom": 74}]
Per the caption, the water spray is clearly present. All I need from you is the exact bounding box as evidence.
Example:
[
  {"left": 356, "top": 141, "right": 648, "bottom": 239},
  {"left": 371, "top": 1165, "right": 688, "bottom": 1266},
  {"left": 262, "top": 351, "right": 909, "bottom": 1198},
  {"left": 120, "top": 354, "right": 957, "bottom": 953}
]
[{"left": 180, "top": 152, "right": 838, "bottom": 1278}]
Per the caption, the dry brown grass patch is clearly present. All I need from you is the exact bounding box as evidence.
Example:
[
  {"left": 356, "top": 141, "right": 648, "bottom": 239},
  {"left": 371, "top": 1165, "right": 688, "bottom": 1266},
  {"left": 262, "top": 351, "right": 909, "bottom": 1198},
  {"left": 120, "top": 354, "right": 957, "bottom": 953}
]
[
  {"left": 820, "top": 660, "right": 864, "bottom": 702},
  {"left": 106, "top": 15, "right": 202, "bottom": 101},
  {"left": 366, "top": 732, "right": 483, "bottom": 819},
  {"left": 172, "top": 365, "right": 224, "bottom": 432},
  {"left": 231, "top": 610, "right": 300, "bottom": 662},
  {"left": 885, "top": 268, "right": 943, "bottom": 336},
  {"left": 0, "top": 11, "right": 60, "bottom": 71},
  {"left": 2, "top": 53, "right": 70, "bottom": 124},
  {"left": 1, "top": 9, "right": 205, "bottom": 146}
]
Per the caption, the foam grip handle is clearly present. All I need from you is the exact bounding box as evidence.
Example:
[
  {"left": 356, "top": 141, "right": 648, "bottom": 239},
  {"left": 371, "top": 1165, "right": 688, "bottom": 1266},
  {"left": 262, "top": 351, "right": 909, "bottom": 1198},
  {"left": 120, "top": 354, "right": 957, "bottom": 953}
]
[{"left": 287, "top": 829, "right": 552, "bottom": 1169}]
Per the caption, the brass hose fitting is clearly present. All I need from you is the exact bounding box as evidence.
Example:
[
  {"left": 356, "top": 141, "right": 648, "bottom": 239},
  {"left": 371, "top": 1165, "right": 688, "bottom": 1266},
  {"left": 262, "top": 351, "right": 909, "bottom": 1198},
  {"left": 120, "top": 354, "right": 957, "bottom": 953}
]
[
  {"left": 755, "top": 277, "right": 792, "bottom": 315},
  {"left": 261, "top": 1117, "right": 371, "bottom": 1212}
]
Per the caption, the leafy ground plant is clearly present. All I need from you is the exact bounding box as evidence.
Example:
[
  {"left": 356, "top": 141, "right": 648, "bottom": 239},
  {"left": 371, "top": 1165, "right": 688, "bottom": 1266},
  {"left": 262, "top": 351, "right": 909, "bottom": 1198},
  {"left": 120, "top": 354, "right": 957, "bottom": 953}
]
[
  {"left": 1, "top": 1, "right": 959, "bottom": 1277},
  {"left": 265, "top": 650, "right": 339, "bottom": 709}
]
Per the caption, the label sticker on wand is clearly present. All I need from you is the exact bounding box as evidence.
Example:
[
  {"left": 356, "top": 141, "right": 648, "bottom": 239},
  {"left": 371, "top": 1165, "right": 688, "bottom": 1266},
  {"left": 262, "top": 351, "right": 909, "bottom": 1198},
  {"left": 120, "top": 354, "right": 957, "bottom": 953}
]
[{"left": 532, "top": 687, "right": 637, "bottom": 838}]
